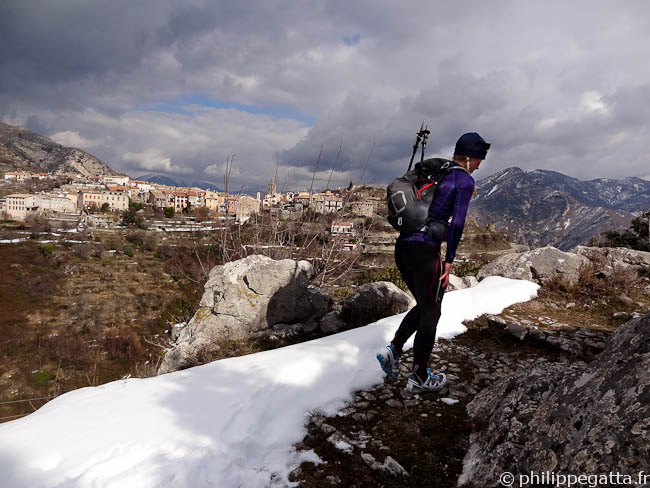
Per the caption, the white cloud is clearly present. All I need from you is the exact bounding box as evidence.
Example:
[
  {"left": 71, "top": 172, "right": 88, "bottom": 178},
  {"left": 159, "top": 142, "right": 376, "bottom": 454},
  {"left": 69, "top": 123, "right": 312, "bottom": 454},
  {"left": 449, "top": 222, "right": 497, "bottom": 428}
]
[
  {"left": 2, "top": 0, "right": 650, "bottom": 186},
  {"left": 50, "top": 130, "right": 97, "bottom": 149},
  {"left": 579, "top": 91, "right": 608, "bottom": 115},
  {"left": 122, "top": 149, "right": 186, "bottom": 174}
]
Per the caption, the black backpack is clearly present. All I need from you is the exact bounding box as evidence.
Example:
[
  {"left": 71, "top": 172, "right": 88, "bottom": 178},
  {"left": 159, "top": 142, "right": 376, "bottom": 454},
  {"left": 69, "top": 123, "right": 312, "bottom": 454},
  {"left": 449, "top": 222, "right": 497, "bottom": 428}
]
[{"left": 386, "top": 158, "right": 466, "bottom": 234}]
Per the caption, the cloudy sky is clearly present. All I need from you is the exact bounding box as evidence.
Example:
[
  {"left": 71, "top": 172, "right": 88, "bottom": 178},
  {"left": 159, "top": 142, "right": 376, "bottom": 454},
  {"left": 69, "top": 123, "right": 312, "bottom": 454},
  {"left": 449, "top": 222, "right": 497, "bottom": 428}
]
[{"left": 2, "top": 1, "right": 650, "bottom": 192}]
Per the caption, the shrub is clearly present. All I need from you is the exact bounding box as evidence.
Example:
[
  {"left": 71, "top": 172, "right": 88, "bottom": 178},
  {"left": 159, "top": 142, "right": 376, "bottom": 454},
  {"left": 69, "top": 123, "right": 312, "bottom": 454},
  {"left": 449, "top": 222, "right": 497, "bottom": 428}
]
[
  {"left": 193, "top": 206, "right": 209, "bottom": 222},
  {"left": 453, "top": 259, "right": 485, "bottom": 277},
  {"left": 124, "top": 247, "right": 135, "bottom": 258},
  {"left": 102, "top": 326, "right": 143, "bottom": 360},
  {"left": 72, "top": 243, "right": 92, "bottom": 260},
  {"left": 28, "top": 215, "right": 51, "bottom": 238},
  {"left": 366, "top": 265, "right": 407, "bottom": 291},
  {"left": 92, "top": 244, "right": 105, "bottom": 259},
  {"left": 127, "top": 230, "right": 147, "bottom": 248},
  {"left": 32, "top": 370, "right": 54, "bottom": 388},
  {"left": 39, "top": 243, "right": 55, "bottom": 257},
  {"left": 598, "top": 210, "right": 650, "bottom": 251}
]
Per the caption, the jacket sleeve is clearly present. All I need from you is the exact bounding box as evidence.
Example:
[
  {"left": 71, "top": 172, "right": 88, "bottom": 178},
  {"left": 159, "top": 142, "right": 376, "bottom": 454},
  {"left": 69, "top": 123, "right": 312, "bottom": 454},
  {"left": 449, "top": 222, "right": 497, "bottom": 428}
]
[{"left": 445, "top": 171, "right": 475, "bottom": 264}]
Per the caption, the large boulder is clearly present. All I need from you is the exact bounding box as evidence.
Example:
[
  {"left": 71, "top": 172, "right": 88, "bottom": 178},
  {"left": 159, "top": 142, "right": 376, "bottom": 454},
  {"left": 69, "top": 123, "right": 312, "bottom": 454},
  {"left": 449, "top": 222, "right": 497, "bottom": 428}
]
[
  {"left": 339, "top": 281, "right": 415, "bottom": 329},
  {"left": 476, "top": 245, "right": 589, "bottom": 284},
  {"left": 572, "top": 245, "right": 650, "bottom": 273},
  {"left": 159, "top": 255, "right": 332, "bottom": 373},
  {"left": 459, "top": 311, "right": 650, "bottom": 487}
]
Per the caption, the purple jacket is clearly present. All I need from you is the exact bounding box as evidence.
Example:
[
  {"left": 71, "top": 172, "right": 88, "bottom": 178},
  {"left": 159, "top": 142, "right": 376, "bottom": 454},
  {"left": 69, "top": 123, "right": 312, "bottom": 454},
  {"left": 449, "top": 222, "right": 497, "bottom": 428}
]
[{"left": 398, "top": 165, "right": 475, "bottom": 263}]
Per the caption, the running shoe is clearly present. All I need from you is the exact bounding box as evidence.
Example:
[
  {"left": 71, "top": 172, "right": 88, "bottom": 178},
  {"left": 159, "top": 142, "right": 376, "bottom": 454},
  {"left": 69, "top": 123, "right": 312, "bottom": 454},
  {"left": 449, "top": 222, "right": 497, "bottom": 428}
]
[
  {"left": 376, "top": 344, "right": 401, "bottom": 380},
  {"left": 406, "top": 369, "right": 447, "bottom": 393}
]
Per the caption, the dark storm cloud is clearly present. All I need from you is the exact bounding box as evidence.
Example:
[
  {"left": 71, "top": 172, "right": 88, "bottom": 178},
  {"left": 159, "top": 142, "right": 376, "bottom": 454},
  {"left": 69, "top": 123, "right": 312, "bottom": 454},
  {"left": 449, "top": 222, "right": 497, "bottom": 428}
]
[{"left": 1, "top": 0, "right": 650, "bottom": 190}]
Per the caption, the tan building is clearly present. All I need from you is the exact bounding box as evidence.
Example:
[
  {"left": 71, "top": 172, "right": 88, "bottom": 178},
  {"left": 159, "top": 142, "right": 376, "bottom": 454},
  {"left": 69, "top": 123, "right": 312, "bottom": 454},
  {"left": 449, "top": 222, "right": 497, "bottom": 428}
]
[
  {"left": 351, "top": 197, "right": 383, "bottom": 217},
  {"left": 331, "top": 220, "right": 354, "bottom": 235},
  {"left": 187, "top": 190, "right": 205, "bottom": 208},
  {"left": 173, "top": 192, "right": 188, "bottom": 212},
  {"left": 313, "top": 191, "right": 344, "bottom": 214},
  {"left": 4, "top": 194, "right": 38, "bottom": 220},
  {"left": 205, "top": 191, "right": 227, "bottom": 213},
  {"left": 293, "top": 192, "right": 312, "bottom": 207},
  {"left": 149, "top": 190, "right": 167, "bottom": 208},
  {"left": 235, "top": 195, "right": 260, "bottom": 221},
  {"left": 102, "top": 175, "right": 130, "bottom": 186},
  {"left": 78, "top": 190, "right": 129, "bottom": 211},
  {"left": 38, "top": 194, "right": 77, "bottom": 214}
]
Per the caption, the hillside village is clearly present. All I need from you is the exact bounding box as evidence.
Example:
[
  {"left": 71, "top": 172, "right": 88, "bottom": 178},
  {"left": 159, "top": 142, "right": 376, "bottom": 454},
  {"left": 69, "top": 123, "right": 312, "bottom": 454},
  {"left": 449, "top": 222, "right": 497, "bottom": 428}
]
[{"left": 1, "top": 170, "right": 387, "bottom": 249}]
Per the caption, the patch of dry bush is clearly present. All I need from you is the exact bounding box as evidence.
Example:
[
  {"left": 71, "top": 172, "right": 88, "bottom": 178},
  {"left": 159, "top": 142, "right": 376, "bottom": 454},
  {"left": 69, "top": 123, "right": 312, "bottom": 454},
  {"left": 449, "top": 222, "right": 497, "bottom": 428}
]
[{"left": 102, "top": 326, "right": 144, "bottom": 360}]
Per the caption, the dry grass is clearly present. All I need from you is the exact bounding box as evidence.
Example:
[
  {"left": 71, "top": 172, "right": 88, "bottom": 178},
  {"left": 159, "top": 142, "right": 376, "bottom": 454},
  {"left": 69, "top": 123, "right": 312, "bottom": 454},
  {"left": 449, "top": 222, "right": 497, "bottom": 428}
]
[{"left": 0, "top": 238, "right": 195, "bottom": 422}]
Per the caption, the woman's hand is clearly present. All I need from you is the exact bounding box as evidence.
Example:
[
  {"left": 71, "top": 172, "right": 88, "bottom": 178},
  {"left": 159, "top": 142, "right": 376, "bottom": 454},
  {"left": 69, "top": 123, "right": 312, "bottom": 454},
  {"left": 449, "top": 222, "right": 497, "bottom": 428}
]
[{"left": 440, "top": 262, "right": 452, "bottom": 288}]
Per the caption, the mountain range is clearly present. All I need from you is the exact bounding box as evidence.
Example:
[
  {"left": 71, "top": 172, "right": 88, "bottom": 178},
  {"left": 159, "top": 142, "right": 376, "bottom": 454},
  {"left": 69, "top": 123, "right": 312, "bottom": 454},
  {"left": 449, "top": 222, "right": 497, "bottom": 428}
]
[
  {"left": 470, "top": 167, "right": 650, "bottom": 250},
  {"left": 0, "top": 122, "right": 118, "bottom": 177}
]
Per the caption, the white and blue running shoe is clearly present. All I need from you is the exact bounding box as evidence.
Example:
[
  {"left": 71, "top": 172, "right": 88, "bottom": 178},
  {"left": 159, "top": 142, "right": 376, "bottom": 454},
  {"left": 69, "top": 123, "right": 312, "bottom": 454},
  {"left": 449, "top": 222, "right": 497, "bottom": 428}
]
[
  {"left": 376, "top": 345, "right": 401, "bottom": 380},
  {"left": 406, "top": 369, "right": 447, "bottom": 393}
]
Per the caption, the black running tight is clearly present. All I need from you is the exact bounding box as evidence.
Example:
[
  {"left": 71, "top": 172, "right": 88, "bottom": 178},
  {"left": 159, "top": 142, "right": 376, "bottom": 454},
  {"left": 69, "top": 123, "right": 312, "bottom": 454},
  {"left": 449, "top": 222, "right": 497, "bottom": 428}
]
[{"left": 391, "top": 240, "right": 445, "bottom": 378}]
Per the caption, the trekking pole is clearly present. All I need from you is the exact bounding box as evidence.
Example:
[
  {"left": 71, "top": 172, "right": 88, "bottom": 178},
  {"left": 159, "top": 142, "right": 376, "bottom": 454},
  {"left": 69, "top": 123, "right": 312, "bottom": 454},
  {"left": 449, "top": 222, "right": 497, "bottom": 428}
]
[
  {"left": 420, "top": 122, "right": 430, "bottom": 162},
  {"left": 407, "top": 120, "right": 425, "bottom": 172}
]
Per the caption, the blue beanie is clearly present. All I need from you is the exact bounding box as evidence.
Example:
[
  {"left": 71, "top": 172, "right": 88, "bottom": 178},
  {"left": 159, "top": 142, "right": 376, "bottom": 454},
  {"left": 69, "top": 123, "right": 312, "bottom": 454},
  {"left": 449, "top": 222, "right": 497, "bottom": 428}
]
[{"left": 454, "top": 132, "right": 491, "bottom": 159}]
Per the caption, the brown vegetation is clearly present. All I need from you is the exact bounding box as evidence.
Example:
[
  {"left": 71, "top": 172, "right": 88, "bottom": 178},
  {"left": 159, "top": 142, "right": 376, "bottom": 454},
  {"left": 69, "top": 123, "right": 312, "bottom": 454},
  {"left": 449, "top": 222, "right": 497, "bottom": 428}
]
[{"left": 0, "top": 235, "right": 198, "bottom": 423}]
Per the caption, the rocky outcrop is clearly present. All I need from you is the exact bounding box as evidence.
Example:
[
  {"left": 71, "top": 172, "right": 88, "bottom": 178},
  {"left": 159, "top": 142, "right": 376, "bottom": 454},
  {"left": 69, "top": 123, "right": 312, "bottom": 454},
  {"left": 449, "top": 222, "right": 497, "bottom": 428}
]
[
  {"left": 159, "top": 255, "right": 332, "bottom": 373},
  {"left": 476, "top": 246, "right": 589, "bottom": 284},
  {"left": 486, "top": 314, "right": 610, "bottom": 359},
  {"left": 572, "top": 245, "right": 650, "bottom": 273},
  {"left": 340, "top": 281, "right": 414, "bottom": 327},
  {"left": 459, "top": 311, "right": 650, "bottom": 487},
  {"left": 319, "top": 281, "right": 414, "bottom": 335}
]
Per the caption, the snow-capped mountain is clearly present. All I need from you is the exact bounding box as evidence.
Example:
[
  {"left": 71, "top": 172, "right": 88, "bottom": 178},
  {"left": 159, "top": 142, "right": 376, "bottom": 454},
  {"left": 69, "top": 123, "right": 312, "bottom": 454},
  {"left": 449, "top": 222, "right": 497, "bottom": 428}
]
[{"left": 470, "top": 168, "right": 649, "bottom": 250}]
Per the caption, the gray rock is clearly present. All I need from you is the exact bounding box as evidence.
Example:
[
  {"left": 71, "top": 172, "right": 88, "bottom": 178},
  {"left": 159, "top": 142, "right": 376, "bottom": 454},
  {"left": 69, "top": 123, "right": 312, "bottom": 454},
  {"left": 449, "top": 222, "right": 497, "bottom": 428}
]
[
  {"left": 463, "top": 275, "right": 479, "bottom": 288},
  {"left": 572, "top": 245, "right": 650, "bottom": 270},
  {"left": 505, "top": 323, "right": 528, "bottom": 341},
  {"left": 319, "top": 311, "right": 347, "bottom": 334},
  {"left": 382, "top": 456, "right": 409, "bottom": 478},
  {"left": 476, "top": 246, "right": 589, "bottom": 284},
  {"left": 447, "top": 274, "right": 465, "bottom": 291},
  {"left": 447, "top": 274, "right": 478, "bottom": 291},
  {"left": 159, "top": 255, "right": 332, "bottom": 373},
  {"left": 340, "top": 281, "right": 415, "bottom": 328},
  {"left": 448, "top": 274, "right": 480, "bottom": 291},
  {"left": 360, "top": 452, "right": 376, "bottom": 467},
  {"left": 459, "top": 311, "right": 650, "bottom": 487}
]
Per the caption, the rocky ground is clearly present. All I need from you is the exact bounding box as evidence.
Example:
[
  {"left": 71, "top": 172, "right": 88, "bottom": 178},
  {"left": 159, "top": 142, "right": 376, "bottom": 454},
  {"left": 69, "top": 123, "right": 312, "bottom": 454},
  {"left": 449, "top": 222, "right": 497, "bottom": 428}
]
[{"left": 288, "top": 287, "right": 645, "bottom": 487}]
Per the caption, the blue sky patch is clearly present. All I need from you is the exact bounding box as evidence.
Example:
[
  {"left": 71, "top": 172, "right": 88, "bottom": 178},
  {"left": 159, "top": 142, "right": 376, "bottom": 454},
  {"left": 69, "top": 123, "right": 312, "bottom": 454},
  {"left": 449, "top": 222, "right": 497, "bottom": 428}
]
[
  {"left": 134, "top": 94, "right": 314, "bottom": 126},
  {"left": 343, "top": 34, "right": 361, "bottom": 46}
]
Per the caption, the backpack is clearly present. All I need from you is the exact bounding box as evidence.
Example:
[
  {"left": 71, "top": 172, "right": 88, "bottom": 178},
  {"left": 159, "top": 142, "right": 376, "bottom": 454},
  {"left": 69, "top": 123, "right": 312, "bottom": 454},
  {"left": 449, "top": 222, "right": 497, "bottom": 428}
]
[{"left": 386, "top": 158, "right": 466, "bottom": 234}]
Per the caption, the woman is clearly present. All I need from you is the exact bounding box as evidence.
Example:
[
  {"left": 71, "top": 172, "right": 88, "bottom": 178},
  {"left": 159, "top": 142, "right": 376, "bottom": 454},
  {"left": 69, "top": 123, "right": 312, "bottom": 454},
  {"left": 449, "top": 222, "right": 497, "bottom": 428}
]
[{"left": 377, "top": 132, "right": 490, "bottom": 393}]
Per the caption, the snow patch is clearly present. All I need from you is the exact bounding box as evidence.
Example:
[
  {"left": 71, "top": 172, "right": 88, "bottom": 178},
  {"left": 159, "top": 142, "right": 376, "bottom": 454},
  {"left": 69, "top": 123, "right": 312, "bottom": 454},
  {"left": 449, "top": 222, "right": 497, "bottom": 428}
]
[{"left": 440, "top": 398, "right": 459, "bottom": 405}]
